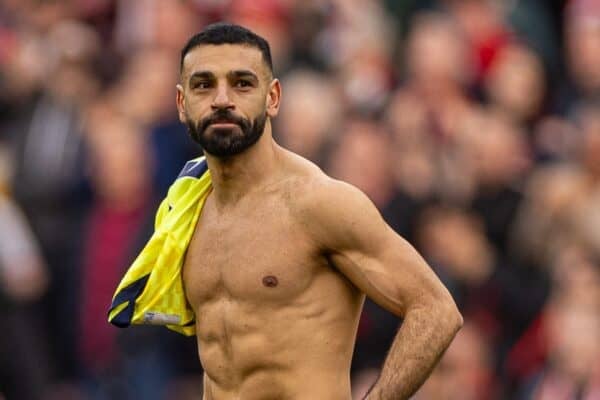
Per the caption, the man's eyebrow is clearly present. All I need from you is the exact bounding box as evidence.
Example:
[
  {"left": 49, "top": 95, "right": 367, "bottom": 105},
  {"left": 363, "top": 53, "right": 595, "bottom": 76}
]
[
  {"left": 228, "top": 70, "right": 259, "bottom": 81},
  {"left": 188, "top": 71, "right": 215, "bottom": 81}
]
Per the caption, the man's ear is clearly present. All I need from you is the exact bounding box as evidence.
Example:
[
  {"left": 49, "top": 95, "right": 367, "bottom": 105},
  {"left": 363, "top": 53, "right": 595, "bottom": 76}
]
[
  {"left": 266, "top": 78, "right": 282, "bottom": 118},
  {"left": 176, "top": 84, "right": 186, "bottom": 123}
]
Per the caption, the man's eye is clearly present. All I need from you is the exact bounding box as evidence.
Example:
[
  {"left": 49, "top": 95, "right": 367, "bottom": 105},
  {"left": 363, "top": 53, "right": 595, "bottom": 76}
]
[
  {"left": 236, "top": 80, "right": 252, "bottom": 88},
  {"left": 193, "top": 82, "right": 210, "bottom": 89}
]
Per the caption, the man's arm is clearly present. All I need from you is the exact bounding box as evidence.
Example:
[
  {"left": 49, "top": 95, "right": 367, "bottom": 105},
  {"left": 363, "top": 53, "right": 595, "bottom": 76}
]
[{"left": 300, "top": 178, "right": 463, "bottom": 400}]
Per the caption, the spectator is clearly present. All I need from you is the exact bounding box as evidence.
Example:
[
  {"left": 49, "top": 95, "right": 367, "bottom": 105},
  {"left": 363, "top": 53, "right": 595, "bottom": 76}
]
[
  {"left": 415, "top": 321, "right": 500, "bottom": 400},
  {"left": 516, "top": 256, "right": 600, "bottom": 399},
  {"left": 563, "top": 0, "right": 600, "bottom": 111},
  {"left": 77, "top": 110, "right": 177, "bottom": 400},
  {"left": 484, "top": 43, "right": 547, "bottom": 127},
  {"left": 6, "top": 19, "right": 99, "bottom": 380},
  {"left": 0, "top": 194, "right": 50, "bottom": 400},
  {"left": 275, "top": 68, "right": 342, "bottom": 165}
]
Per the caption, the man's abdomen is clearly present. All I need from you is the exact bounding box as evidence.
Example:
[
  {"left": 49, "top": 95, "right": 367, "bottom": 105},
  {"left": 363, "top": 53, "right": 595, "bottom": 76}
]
[
  {"left": 196, "top": 282, "right": 362, "bottom": 399},
  {"left": 202, "top": 368, "right": 352, "bottom": 400}
]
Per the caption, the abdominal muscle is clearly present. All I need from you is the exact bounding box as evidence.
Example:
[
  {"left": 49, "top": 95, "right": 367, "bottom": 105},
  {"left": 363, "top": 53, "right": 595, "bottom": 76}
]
[{"left": 196, "top": 281, "right": 363, "bottom": 400}]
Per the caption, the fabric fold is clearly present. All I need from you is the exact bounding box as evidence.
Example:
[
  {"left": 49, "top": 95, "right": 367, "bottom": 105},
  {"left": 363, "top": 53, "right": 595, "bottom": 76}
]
[{"left": 108, "top": 156, "right": 211, "bottom": 336}]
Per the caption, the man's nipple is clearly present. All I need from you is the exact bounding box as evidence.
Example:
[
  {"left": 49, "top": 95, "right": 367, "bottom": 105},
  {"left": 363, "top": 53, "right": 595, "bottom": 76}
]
[{"left": 262, "top": 275, "right": 278, "bottom": 287}]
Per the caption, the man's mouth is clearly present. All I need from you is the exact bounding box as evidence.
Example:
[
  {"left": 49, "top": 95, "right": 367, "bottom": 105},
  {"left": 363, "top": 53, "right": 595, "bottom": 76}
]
[{"left": 210, "top": 121, "right": 239, "bottom": 130}]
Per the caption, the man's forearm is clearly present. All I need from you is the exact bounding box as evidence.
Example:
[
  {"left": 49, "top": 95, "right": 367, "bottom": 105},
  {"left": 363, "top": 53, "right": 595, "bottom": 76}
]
[{"left": 364, "top": 302, "right": 463, "bottom": 400}]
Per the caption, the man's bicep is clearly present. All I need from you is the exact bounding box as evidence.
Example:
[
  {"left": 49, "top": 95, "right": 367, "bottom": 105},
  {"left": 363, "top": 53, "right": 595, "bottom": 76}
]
[{"left": 310, "top": 180, "right": 450, "bottom": 317}]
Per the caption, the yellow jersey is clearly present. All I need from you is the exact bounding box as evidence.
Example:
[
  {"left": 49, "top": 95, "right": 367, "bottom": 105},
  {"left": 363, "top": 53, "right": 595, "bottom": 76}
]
[{"left": 108, "top": 156, "right": 210, "bottom": 336}]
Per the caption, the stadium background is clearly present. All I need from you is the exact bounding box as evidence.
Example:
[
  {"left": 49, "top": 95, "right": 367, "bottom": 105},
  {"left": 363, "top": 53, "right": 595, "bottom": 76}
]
[{"left": 0, "top": 0, "right": 599, "bottom": 398}]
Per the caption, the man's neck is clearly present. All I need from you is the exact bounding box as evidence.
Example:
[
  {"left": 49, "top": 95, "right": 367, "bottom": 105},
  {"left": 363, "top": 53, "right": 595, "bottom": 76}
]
[{"left": 204, "top": 126, "right": 281, "bottom": 208}]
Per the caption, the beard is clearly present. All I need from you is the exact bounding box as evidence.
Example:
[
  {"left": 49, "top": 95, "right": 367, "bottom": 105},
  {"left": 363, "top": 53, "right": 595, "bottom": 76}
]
[{"left": 186, "top": 108, "right": 268, "bottom": 157}]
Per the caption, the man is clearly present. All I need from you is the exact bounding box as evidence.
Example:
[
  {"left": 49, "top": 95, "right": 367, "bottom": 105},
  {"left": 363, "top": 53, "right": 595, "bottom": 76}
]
[{"left": 176, "top": 23, "right": 462, "bottom": 399}]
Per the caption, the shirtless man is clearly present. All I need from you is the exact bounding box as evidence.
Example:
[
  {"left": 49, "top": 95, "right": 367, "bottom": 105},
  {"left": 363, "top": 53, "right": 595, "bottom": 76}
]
[{"left": 177, "top": 23, "right": 463, "bottom": 400}]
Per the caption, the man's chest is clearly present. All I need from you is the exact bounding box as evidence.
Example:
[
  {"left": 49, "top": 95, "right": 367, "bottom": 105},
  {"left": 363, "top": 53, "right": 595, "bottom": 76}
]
[{"left": 182, "top": 200, "right": 319, "bottom": 306}]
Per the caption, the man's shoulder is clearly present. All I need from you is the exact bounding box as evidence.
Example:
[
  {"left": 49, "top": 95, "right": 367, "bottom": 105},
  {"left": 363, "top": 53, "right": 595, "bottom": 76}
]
[
  {"left": 282, "top": 152, "right": 375, "bottom": 228},
  {"left": 282, "top": 151, "right": 347, "bottom": 205}
]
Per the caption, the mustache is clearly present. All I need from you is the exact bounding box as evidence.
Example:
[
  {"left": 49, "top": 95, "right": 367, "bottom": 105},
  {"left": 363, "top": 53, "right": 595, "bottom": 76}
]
[{"left": 199, "top": 109, "right": 248, "bottom": 131}]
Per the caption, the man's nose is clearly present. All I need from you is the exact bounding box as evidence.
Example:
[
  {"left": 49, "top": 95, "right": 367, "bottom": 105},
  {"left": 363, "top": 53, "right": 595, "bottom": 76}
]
[{"left": 211, "top": 84, "right": 234, "bottom": 110}]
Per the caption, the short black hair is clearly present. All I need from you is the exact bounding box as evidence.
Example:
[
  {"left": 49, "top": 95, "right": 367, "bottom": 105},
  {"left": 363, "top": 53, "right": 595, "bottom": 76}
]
[{"left": 180, "top": 22, "right": 273, "bottom": 75}]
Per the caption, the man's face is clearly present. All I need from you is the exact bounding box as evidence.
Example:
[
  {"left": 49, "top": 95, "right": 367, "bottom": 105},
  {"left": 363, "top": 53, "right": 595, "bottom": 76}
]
[{"left": 177, "top": 44, "right": 277, "bottom": 157}]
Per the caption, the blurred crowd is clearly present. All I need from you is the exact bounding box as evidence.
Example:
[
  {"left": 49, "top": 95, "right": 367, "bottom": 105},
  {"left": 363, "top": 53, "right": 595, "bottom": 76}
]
[{"left": 0, "top": 0, "right": 599, "bottom": 399}]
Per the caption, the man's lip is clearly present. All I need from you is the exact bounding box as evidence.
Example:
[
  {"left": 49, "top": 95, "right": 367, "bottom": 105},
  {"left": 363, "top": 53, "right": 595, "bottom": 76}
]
[{"left": 210, "top": 121, "right": 238, "bottom": 127}]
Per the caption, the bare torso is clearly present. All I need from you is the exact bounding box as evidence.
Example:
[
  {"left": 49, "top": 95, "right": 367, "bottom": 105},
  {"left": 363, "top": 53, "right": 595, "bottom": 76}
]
[{"left": 183, "top": 153, "right": 365, "bottom": 400}]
